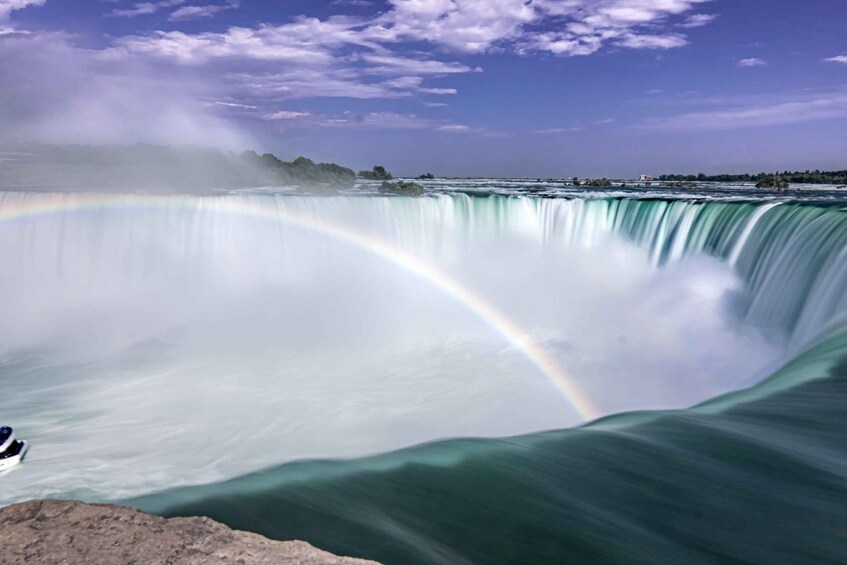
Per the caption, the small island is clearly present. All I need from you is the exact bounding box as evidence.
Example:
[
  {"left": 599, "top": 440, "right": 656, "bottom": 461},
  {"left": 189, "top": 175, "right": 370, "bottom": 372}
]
[
  {"left": 570, "top": 177, "right": 614, "bottom": 187},
  {"left": 357, "top": 164, "right": 425, "bottom": 195},
  {"left": 755, "top": 175, "right": 790, "bottom": 190},
  {"left": 379, "top": 180, "right": 425, "bottom": 196}
]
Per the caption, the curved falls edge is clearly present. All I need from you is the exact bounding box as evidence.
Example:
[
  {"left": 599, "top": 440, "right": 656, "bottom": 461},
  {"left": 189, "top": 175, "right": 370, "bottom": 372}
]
[{"left": 122, "top": 194, "right": 847, "bottom": 564}]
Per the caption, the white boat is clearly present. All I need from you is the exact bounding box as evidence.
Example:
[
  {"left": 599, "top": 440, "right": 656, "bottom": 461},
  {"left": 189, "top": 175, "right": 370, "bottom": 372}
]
[
  {"left": 0, "top": 426, "right": 13, "bottom": 453},
  {"left": 0, "top": 427, "right": 29, "bottom": 472}
]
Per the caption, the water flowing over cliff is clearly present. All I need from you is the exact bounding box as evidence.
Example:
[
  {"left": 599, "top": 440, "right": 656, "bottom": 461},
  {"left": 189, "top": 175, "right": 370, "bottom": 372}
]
[{"left": 3, "top": 188, "right": 847, "bottom": 562}]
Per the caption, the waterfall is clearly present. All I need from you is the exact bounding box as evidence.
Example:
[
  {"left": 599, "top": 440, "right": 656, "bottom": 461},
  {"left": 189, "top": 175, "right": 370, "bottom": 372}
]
[
  {"left": 1, "top": 190, "right": 846, "bottom": 504},
  {"left": 3, "top": 190, "right": 846, "bottom": 366}
]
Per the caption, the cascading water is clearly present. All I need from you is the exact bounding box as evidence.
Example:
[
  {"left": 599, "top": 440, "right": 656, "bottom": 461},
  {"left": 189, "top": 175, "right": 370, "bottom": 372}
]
[{"left": 3, "top": 189, "right": 847, "bottom": 542}]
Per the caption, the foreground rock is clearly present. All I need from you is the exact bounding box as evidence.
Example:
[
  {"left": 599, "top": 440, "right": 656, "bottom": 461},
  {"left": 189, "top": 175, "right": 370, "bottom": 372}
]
[{"left": 0, "top": 500, "right": 379, "bottom": 565}]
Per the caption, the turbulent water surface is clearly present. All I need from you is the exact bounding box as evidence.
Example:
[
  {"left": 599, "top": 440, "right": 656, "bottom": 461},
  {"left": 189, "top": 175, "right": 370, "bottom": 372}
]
[{"left": 3, "top": 180, "right": 847, "bottom": 562}]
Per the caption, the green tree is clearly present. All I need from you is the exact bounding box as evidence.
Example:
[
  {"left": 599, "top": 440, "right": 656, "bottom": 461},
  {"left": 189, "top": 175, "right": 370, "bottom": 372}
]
[
  {"left": 357, "top": 165, "right": 393, "bottom": 181},
  {"left": 755, "top": 175, "right": 789, "bottom": 190},
  {"left": 379, "top": 180, "right": 424, "bottom": 196}
]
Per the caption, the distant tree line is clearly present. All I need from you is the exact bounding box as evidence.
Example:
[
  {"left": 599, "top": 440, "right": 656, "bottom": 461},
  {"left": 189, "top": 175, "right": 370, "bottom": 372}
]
[
  {"left": 240, "top": 150, "right": 356, "bottom": 185},
  {"left": 660, "top": 170, "right": 847, "bottom": 185}
]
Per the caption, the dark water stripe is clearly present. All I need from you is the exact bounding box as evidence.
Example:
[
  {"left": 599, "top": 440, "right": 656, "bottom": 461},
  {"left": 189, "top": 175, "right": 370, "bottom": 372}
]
[{"left": 129, "top": 350, "right": 847, "bottom": 564}]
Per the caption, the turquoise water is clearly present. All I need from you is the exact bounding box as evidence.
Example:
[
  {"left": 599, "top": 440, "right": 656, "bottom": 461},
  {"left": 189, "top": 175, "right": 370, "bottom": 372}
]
[{"left": 131, "top": 338, "right": 847, "bottom": 563}]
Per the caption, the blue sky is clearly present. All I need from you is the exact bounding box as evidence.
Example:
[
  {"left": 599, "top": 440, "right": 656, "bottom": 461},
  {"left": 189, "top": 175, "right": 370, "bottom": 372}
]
[{"left": 1, "top": 0, "right": 846, "bottom": 176}]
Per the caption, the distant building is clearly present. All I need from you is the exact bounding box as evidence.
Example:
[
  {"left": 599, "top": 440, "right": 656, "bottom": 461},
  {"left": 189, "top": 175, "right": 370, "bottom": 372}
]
[{"left": 640, "top": 174, "right": 653, "bottom": 182}]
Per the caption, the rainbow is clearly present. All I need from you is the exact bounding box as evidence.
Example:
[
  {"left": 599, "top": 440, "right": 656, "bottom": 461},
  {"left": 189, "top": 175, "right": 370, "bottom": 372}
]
[{"left": 0, "top": 192, "right": 600, "bottom": 421}]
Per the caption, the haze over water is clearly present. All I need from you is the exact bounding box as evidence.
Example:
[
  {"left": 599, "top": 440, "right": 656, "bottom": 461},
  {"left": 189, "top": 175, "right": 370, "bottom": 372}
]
[{"left": 1, "top": 186, "right": 790, "bottom": 504}]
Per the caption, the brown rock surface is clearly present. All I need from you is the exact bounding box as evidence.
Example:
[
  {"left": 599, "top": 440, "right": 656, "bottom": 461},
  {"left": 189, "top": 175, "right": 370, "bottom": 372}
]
[{"left": 0, "top": 499, "right": 379, "bottom": 565}]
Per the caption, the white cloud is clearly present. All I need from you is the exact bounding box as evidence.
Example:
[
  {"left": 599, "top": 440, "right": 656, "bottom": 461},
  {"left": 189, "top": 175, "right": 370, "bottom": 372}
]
[
  {"left": 2, "top": 0, "right": 716, "bottom": 140},
  {"left": 104, "top": 12, "right": 476, "bottom": 104},
  {"left": 0, "top": 0, "right": 45, "bottom": 20},
  {"left": 358, "top": 53, "right": 478, "bottom": 75},
  {"left": 737, "top": 57, "right": 766, "bottom": 68},
  {"left": 108, "top": 17, "right": 365, "bottom": 63},
  {"left": 264, "top": 110, "right": 310, "bottom": 120},
  {"left": 224, "top": 67, "right": 454, "bottom": 100},
  {"left": 679, "top": 13, "right": 717, "bottom": 28},
  {"left": 642, "top": 95, "right": 847, "bottom": 131},
  {"left": 825, "top": 55, "right": 847, "bottom": 65},
  {"left": 617, "top": 33, "right": 688, "bottom": 50},
  {"left": 516, "top": 0, "right": 709, "bottom": 56},
  {"left": 255, "top": 110, "right": 471, "bottom": 132},
  {"left": 111, "top": 0, "right": 709, "bottom": 63},
  {"left": 346, "top": 112, "right": 469, "bottom": 131},
  {"left": 374, "top": 0, "right": 536, "bottom": 53},
  {"left": 91, "top": 0, "right": 713, "bottom": 123},
  {"left": 214, "top": 101, "right": 257, "bottom": 109},
  {"left": 112, "top": 3, "right": 158, "bottom": 17},
  {"left": 534, "top": 127, "right": 581, "bottom": 134},
  {"left": 436, "top": 124, "right": 469, "bottom": 132},
  {"left": 169, "top": 2, "right": 238, "bottom": 21},
  {"left": 110, "top": 0, "right": 185, "bottom": 18}
]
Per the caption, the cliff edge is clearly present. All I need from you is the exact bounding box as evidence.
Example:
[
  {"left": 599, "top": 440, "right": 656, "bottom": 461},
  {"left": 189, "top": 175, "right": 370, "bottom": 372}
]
[{"left": 0, "top": 499, "right": 379, "bottom": 565}]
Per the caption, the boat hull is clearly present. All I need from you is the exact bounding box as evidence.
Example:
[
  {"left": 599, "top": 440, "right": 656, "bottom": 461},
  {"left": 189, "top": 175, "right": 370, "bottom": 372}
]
[{"left": 0, "top": 440, "right": 29, "bottom": 472}]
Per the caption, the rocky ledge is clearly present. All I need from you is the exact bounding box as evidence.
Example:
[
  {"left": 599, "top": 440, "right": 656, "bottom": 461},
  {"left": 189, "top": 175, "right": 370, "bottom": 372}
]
[{"left": 0, "top": 500, "right": 379, "bottom": 565}]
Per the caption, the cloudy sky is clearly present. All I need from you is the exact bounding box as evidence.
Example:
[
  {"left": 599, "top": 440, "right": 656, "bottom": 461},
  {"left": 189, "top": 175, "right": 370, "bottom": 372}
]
[{"left": 1, "top": 0, "right": 846, "bottom": 176}]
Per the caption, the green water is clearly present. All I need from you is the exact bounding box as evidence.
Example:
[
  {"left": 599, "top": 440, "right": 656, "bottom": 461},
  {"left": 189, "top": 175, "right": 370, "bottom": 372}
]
[{"left": 131, "top": 335, "right": 847, "bottom": 563}]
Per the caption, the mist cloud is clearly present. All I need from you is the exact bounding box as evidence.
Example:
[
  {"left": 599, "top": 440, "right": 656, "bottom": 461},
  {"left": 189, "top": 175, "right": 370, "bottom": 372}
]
[{"left": 0, "top": 31, "right": 251, "bottom": 148}]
